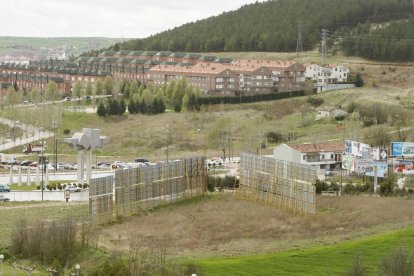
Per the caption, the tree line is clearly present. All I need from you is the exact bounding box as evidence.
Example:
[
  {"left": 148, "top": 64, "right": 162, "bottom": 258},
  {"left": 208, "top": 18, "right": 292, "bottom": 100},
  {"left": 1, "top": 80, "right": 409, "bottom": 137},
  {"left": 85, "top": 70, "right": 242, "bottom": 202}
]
[
  {"left": 85, "top": 0, "right": 411, "bottom": 55},
  {"left": 341, "top": 17, "right": 414, "bottom": 62},
  {"left": 96, "top": 78, "right": 201, "bottom": 117}
]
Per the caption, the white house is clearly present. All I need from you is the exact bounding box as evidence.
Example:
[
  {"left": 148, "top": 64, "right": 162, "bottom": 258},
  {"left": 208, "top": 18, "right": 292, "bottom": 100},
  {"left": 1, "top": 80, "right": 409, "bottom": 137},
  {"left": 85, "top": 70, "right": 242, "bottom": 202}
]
[
  {"left": 305, "top": 64, "right": 351, "bottom": 92},
  {"left": 329, "top": 65, "right": 349, "bottom": 83},
  {"left": 273, "top": 140, "right": 344, "bottom": 171}
]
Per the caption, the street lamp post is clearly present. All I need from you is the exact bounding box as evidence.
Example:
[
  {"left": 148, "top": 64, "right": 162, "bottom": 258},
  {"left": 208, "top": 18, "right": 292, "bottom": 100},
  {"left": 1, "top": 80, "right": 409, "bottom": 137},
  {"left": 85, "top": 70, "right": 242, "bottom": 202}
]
[
  {"left": 166, "top": 125, "right": 170, "bottom": 163},
  {"left": 75, "top": 264, "right": 80, "bottom": 276},
  {"left": 0, "top": 254, "right": 4, "bottom": 276},
  {"left": 39, "top": 139, "right": 45, "bottom": 201}
]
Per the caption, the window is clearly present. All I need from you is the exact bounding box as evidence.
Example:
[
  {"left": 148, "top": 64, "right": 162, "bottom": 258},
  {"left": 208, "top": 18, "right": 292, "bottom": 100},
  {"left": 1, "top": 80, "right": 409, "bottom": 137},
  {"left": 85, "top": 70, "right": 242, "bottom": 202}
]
[
  {"left": 257, "top": 75, "right": 263, "bottom": 80},
  {"left": 216, "top": 78, "right": 223, "bottom": 82},
  {"left": 303, "top": 155, "right": 306, "bottom": 161}
]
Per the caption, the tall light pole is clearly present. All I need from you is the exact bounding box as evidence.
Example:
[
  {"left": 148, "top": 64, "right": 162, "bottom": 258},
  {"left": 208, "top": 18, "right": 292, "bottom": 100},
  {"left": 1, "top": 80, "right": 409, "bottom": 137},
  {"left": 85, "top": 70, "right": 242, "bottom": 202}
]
[
  {"left": 52, "top": 121, "right": 58, "bottom": 175},
  {"left": 166, "top": 125, "right": 170, "bottom": 163},
  {"left": 40, "top": 139, "right": 45, "bottom": 201},
  {"left": 0, "top": 254, "right": 4, "bottom": 276},
  {"left": 75, "top": 264, "right": 80, "bottom": 276}
]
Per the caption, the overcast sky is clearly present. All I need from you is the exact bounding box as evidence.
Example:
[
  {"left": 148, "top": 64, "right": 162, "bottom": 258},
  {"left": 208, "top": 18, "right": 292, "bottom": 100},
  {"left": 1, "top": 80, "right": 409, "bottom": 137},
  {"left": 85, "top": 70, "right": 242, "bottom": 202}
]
[{"left": 1, "top": 0, "right": 262, "bottom": 38}]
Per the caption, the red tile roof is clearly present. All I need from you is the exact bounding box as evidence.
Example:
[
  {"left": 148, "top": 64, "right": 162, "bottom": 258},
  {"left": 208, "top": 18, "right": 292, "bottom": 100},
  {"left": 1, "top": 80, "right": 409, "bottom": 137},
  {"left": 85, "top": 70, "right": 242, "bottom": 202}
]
[{"left": 287, "top": 140, "right": 344, "bottom": 153}]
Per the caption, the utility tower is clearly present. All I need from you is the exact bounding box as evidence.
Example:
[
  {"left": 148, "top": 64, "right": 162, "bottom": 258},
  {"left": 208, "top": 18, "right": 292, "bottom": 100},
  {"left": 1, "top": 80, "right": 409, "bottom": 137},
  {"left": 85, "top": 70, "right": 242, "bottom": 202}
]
[
  {"left": 321, "top": 29, "right": 329, "bottom": 59},
  {"left": 296, "top": 21, "right": 303, "bottom": 53}
]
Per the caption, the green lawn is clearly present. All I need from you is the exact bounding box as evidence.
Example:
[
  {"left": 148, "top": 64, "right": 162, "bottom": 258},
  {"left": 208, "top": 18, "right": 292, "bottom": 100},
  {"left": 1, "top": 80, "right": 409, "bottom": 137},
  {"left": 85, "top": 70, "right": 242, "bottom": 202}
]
[{"left": 195, "top": 228, "right": 414, "bottom": 275}]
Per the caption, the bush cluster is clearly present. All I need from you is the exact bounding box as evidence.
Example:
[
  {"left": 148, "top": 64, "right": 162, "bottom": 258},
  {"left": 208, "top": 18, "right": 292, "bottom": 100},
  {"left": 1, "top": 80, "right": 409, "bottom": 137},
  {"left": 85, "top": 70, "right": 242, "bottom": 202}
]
[
  {"left": 128, "top": 98, "right": 165, "bottom": 115},
  {"left": 10, "top": 217, "right": 77, "bottom": 267},
  {"left": 207, "top": 176, "right": 238, "bottom": 192},
  {"left": 97, "top": 99, "right": 126, "bottom": 117}
]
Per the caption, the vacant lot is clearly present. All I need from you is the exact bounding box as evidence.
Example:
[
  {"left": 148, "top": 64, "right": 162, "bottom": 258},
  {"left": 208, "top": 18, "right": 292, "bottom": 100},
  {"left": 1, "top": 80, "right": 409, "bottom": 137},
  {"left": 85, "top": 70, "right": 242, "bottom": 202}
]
[
  {"left": 99, "top": 194, "right": 414, "bottom": 259},
  {"left": 0, "top": 201, "right": 89, "bottom": 247}
]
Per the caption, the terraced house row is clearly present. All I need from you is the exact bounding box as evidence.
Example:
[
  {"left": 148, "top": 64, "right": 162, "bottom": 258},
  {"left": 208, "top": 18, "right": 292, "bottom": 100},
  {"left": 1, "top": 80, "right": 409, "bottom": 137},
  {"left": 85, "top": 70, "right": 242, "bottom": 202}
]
[{"left": 0, "top": 50, "right": 306, "bottom": 96}]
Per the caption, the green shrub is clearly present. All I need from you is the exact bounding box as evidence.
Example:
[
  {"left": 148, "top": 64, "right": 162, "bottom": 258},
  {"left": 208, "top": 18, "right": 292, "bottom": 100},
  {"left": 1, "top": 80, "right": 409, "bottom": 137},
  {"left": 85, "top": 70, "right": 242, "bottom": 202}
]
[
  {"left": 379, "top": 247, "right": 414, "bottom": 276},
  {"left": 315, "top": 179, "right": 328, "bottom": 194}
]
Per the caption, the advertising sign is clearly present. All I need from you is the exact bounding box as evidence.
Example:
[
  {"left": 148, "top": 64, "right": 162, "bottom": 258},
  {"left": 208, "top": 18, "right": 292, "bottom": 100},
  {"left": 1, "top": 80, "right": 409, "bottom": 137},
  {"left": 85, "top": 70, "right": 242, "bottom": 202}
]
[
  {"left": 355, "top": 159, "right": 374, "bottom": 174},
  {"left": 394, "top": 159, "right": 414, "bottom": 174},
  {"left": 345, "top": 140, "right": 352, "bottom": 155},
  {"left": 365, "top": 162, "right": 388, "bottom": 177},
  {"left": 361, "top": 146, "right": 373, "bottom": 160},
  {"left": 402, "top": 143, "right": 414, "bottom": 157},
  {"left": 372, "top": 148, "right": 387, "bottom": 161},
  {"left": 391, "top": 142, "right": 403, "bottom": 156},
  {"left": 342, "top": 155, "right": 356, "bottom": 172},
  {"left": 345, "top": 140, "right": 371, "bottom": 157}
]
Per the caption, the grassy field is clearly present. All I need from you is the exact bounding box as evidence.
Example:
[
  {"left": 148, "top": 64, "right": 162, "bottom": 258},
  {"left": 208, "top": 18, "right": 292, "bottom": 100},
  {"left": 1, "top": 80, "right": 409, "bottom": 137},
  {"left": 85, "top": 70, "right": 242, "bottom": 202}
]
[
  {"left": 0, "top": 201, "right": 88, "bottom": 247},
  {"left": 98, "top": 194, "right": 414, "bottom": 259},
  {"left": 195, "top": 228, "right": 414, "bottom": 275}
]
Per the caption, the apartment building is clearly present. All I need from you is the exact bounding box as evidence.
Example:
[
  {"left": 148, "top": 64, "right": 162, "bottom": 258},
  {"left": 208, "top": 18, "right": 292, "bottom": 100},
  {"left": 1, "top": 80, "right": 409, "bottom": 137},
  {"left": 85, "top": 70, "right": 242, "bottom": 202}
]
[
  {"left": 235, "top": 60, "right": 305, "bottom": 92},
  {"left": 305, "top": 63, "right": 350, "bottom": 91},
  {"left": 0, "top": 51, "right": 316, "bottom": 97},
  {"left": 148, "top": 63, "right": 239, "bottom": 95}
]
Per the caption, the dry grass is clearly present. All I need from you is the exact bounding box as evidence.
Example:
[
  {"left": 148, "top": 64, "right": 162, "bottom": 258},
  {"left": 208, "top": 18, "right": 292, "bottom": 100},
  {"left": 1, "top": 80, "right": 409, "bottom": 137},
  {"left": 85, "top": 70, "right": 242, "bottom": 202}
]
[{"left": 99, "top": 194, "right": 414, "bottom": 258}]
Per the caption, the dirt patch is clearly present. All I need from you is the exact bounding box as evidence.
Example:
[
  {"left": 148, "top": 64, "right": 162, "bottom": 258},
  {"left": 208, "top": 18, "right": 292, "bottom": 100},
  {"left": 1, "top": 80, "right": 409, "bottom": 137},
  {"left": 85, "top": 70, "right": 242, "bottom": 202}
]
[{"left": 99, "top": 194, "right": 414, "bottom": 258}]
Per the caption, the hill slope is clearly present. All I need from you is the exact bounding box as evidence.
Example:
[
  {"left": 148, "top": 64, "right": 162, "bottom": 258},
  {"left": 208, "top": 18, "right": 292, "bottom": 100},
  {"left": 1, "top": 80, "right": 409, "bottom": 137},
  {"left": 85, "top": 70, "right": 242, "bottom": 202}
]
[
  {"left": 107, "top": 0, "right": 412, "bottom": 54},
  {"left": 0, "top": 37, "right": 124, "bottom": 58}
]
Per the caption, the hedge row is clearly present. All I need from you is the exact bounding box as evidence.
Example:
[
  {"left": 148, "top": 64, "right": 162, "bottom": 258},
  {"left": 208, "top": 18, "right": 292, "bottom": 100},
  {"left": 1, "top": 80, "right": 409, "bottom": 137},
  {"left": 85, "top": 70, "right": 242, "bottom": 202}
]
[{"left": 198, "top": 90, "right": 305, "bottom": 105}]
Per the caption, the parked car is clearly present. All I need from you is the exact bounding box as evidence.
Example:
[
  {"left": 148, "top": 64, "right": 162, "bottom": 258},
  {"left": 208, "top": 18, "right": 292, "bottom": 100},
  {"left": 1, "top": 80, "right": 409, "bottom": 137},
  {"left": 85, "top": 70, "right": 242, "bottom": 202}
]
[
  {"left": 64, "top": 164, "right": 77, "bottom": 170},
  {"left": 96, "top": 162, "right": 111, "bottom": 169},
  {"left": 19, "top": 160, "right": 33, "bottom": 166},
  {"left": 0, "top": 184, "right": 11, "bottom": 192},
  {"left": 135, "top": 158, "right": 149, "bottom": 163},
  {"left": 325, "top": 170, "right": 334, "bottom": 177},
  {"left": 111, "top": 161, "right": 126, "bottom": 169},
  {"left": 0, "top": 195, "right": 10, "bottom": 202},
  {"left": 54, "top": 163, "right": 65, "bottom": 170},
  {"left": 65, "top": 184, "right": 81, "bottom": 192}
]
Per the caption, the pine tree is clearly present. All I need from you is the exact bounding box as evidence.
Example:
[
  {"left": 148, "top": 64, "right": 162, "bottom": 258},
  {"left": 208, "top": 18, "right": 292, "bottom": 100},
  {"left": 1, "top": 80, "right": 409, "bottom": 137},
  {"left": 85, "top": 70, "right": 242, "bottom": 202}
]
[
  {"left": 97, "top": 102, "right": 107, "bottom": 117},
  {"left": 355, "top": 73, "right": 364, "bottom": 87},
  {"left": 119, "top": 99, "right": 126, "bottom": 115}
]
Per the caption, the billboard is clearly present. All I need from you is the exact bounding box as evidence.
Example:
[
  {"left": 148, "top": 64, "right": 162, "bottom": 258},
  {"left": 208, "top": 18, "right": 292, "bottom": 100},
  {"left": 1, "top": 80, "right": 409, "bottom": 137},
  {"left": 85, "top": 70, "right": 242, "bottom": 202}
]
[
  {"left": 345, "top": 140, "right": 370, "bottom": 157},
  {"left": 372, "top": 148, "right": 388, "bottom": 161},
  {"left": 355, "top": 159, "right": 374, "bottom": 174},
  {"left": 394, "top": 159, "right": 414, "bottom": 174},
  {"left": 365, "top": 162, "right": 388, "bottom": 178},
  {"left": 391, "top": 142, "right": 414, "bottom": 157},
  {"left": 342, "top": 155, "right": 356, "bottom": 172}
]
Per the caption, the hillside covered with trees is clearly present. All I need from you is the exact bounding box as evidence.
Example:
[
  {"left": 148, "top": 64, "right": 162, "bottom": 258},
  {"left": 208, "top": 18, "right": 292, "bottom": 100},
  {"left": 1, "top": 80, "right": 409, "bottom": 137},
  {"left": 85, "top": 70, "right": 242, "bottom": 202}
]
[
  {"left": 340, "top": 17, "right": 414, "bottom": 62},
  {"left": 99, "top": 0, "right": 412, "bottom": 57}
]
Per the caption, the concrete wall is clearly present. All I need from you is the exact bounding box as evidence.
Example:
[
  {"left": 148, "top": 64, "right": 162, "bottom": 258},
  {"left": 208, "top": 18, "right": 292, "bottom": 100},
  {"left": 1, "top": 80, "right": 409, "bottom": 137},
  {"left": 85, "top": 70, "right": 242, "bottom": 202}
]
[
  {"left": 318, "top": 83, "right": 355, "bottom": 92},
  {"left": 273, "top": 144, "right": 302, "bottom": 164}
]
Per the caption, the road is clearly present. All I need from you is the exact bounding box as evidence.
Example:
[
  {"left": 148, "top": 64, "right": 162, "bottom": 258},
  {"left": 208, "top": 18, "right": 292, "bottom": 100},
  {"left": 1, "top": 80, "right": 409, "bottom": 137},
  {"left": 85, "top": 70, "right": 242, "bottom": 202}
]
[
  {"left": 1, "top": 190, "right": 89, "bottom": 202},
  {"left": 0, "top": 170, "right": 114, "bottom": 184},
  {"left": 0, "top": 117, "right": 53, "bottom": 151}
]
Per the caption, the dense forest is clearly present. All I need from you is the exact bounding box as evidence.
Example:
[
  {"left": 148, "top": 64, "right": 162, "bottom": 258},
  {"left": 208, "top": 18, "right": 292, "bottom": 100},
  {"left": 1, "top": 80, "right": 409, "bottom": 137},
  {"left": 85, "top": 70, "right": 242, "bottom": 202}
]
[
  {"left": 340, "top": 18, "right": 414, "bottom": 62},
  {"left": 100, "top": 0, "right": 412, "bottom": 55}
]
